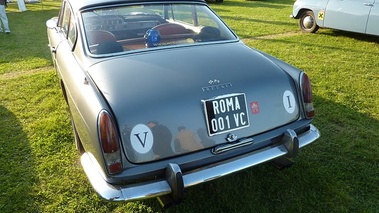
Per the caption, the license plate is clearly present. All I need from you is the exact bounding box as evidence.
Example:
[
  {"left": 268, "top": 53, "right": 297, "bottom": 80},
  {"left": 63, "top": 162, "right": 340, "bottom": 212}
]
[{"left": 203, "top": 93, "right": 250, "bottom": 136}]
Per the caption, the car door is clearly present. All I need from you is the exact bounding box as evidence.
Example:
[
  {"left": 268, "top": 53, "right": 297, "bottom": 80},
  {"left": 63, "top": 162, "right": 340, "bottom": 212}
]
[
  {"left": 48, "top": 1, "right": 78, "bottom": 75},
  {"left": 366, "top": 0, "right": 379, "bottom": 35},
  {"left": 46, "top": 4, "right": 67, "bottom": 68},
  {"left": 324, "top": 0, "right": 374, "bottom": 33}
]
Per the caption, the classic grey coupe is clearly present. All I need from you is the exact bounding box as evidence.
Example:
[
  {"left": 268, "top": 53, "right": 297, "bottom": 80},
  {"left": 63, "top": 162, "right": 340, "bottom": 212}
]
[
  {"left": 46, "top": 0, "right": 320, "bottom": 207},
  {"left": 291, "top": 0, "right": 379, "bottom": 36}
]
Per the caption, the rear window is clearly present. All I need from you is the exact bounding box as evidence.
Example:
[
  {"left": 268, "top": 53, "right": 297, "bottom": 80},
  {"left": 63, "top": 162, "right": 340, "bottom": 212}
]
[{"left": 81, "top": 3, "right": 237, "bottom": 55}]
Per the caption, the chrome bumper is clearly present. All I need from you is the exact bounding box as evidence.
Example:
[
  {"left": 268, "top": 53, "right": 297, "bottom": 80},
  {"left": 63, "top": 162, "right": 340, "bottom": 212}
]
[{"left": 81, "top": 124, "right": 320, "bottom": 202}]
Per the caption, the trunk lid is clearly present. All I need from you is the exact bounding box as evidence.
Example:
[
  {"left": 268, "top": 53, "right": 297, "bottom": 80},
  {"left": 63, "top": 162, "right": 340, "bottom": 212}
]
[{"left": 88, "top": 42, "right": 300, "bottom": 163}]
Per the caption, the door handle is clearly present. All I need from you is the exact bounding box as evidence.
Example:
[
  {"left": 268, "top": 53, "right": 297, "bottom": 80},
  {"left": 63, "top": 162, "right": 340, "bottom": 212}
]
[
  {"left": 49, "top": 45, "right": 56, "bottom": 54},
  {"left": 364, "top": 3, "right": 374, "bottom": 6}
]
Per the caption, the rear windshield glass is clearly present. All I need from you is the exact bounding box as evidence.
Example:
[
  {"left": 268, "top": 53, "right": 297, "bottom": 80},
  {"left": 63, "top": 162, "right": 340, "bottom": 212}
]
[{"left": 81, "top": 3, "right": 237, "bottom": 54}]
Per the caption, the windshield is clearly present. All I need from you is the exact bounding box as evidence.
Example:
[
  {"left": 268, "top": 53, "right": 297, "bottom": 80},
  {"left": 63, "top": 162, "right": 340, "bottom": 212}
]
[{"left": 81, "top": 3, "right": 237, "bottom": 54}]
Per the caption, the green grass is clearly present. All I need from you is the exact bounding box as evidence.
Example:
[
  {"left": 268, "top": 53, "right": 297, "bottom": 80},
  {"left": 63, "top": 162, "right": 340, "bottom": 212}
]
[{"left": 1, "top": 0, "right": 378, "bottom": 212}]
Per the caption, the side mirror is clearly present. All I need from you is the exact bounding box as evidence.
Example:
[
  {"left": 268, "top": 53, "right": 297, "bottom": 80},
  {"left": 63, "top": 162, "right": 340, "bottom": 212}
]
[{"left": 46, "top": 19, "right": 58, "bottom": 30}]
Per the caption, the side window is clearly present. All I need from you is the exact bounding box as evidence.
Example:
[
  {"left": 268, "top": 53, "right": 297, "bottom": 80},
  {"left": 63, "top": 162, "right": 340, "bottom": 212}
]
[
  {"left": 67, "top": 15, "right": 77, "bottom": 45},
  {"left": 169, "top": 5, "right": 218, "bottom": 28},
  {"left": 168, "top": 5, "right": 193, "bottom": 25},
  {"left": 58, "top": 1, "right": 77, "bottom": 47},
  {"left": 61, "top": 5, "right": 71, "bottom": 36},
  {"left": 195, "top": 8, "right": 218, "bottom": 28}
]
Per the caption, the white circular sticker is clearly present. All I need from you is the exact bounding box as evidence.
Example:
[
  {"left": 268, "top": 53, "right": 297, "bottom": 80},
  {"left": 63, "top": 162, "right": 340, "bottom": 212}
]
[
  {"left": 283, "top": 90, "right": 296, "bottom": 114},
  {"left": 130, "top": 124, "right": 153, "bottom": 154}
]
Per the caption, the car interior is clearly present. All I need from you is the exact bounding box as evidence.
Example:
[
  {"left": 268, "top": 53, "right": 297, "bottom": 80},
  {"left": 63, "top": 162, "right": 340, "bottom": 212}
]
[{"left": 82, "top": 4, "right": 235, "bottom": 54}]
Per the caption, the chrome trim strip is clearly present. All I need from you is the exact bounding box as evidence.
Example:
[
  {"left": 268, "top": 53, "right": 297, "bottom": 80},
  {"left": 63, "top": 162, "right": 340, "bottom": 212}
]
[
  {"left": 212, "top": 138, "right": 254, "bottom": 154},
  {"left": 81, "top": 124, "right": 320, "bottom": 202}
]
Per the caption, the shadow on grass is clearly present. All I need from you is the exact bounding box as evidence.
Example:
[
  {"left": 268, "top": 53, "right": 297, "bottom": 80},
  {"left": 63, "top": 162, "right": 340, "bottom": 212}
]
[
  {"left": 0, "top": 105, "right": 39, "bottom": 212},
  {"left": 320, "top": 30, "right": 379, "bottom": 44},
  {"left": 249, "top": 32, "right": 379, "bottom": 56},
  {"left": 149, "top": 96, "right": 378, "bottom": 213},
  {"left": 222, "top": 15, "right": 293, "bottom": 27}
]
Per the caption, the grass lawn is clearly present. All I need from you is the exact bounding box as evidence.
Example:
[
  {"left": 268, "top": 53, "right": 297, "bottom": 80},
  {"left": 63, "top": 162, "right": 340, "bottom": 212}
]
[{"left": 1, "top": 0, "right": 378, "bottom": 212}]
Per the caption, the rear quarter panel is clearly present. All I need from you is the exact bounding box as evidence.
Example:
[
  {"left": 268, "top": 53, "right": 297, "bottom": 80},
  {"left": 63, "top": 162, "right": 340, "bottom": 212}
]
[{"left": 54, "top": 38, "right": 112, "bottom": 175}]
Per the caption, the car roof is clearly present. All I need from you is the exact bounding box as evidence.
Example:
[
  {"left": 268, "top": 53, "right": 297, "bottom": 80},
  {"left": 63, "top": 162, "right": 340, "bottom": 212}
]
[{"left": 68, "top": 0, "right": 207, "bottom": 12}]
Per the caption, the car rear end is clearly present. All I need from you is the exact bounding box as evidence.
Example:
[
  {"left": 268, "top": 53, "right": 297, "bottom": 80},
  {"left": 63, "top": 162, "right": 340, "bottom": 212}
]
[
  {"left": 73, "top": 0, "right": 320, "bottom": 206},
  {"left": 81, "top": 42, "right": 320, "bottom": 205}
]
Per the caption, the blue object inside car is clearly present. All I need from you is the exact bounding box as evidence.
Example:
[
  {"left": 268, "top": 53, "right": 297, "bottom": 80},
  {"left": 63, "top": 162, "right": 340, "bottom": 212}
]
[{"left": 145, "top": 29, "right": 161, "bottom": 47}]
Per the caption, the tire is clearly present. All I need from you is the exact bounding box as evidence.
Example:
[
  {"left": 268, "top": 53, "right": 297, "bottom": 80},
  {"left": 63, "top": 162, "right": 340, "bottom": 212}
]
[{"left": 299, "top": 11, "right": 319, "bottom": 33}]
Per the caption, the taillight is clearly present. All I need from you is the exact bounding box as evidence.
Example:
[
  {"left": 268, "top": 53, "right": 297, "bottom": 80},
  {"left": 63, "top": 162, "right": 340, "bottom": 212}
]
[
  {"left": 300, "top": 72, "right": 315, "bottom": 119},
  {"left": 98, "top": 110, "right": 122, "bottom": 174}
]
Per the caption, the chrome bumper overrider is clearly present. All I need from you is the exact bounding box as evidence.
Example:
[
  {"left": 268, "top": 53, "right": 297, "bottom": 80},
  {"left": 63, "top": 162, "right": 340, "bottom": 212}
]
[{"left": 81, "top": 124, "right": 320, "bottom": 202}]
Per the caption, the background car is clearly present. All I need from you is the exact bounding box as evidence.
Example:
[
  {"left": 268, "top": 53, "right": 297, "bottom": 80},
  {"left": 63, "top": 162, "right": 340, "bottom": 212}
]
[
  {"left": 46, "top": 0, "right": 320, "bottom": 207},
  {"left": 291, "top": 0, "right": 379, "bottom": 36}
]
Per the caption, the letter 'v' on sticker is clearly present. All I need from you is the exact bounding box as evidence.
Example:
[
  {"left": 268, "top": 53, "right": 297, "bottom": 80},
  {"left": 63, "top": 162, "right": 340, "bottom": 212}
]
[{"left": 130, "top": 124, "right": 154, "bottom": 154}]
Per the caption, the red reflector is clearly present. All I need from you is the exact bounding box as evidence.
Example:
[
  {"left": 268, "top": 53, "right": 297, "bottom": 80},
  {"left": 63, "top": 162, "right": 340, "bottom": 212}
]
[
  {"left": 305, "top": 103, "right": 315, "bottom": 118},
  {"left": 109, "top": 162, "right": 122, "bottom": 174}
]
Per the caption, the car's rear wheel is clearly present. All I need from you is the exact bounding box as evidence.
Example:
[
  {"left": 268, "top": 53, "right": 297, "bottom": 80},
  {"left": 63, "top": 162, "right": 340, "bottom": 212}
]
[{"left": 299, "top": 11, "right": 319, "bottom": 33}]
